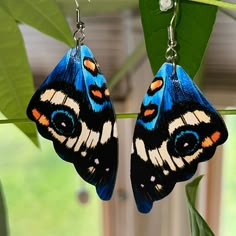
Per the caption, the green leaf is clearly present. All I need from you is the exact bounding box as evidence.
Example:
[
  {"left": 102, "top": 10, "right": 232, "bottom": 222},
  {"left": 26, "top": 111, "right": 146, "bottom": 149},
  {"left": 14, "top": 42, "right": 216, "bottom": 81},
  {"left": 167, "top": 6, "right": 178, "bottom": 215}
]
[
  {"left": 139, "top": 0, "right": 217, "bottom": 78},
  {"left": 0, "top": 181, "right": 9, "bottom": 236},
  {"left": 186, "top": 176, "right": 215, "bottom": 236},
  {"left": 0, "top": 7, "right": 38, "bottom": 145},
  {"left": 189, "top": 0, "right": 236, "bottom": 10},
  {"left": 1, "top": 0, "right": 73, "bottom": 47}
]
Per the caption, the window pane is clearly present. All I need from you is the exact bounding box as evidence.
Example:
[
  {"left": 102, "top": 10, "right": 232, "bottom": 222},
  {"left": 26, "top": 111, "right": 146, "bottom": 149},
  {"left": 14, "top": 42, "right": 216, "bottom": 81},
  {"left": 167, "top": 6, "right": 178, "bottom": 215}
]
[{"left": 0, "top": 124, "right": 102, "bottom": 236}]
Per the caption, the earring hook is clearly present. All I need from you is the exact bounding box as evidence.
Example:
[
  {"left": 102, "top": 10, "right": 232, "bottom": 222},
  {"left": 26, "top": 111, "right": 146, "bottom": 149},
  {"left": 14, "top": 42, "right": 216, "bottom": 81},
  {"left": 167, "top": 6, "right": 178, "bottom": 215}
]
[
  {"left": 74, "top": 0, "right": 79, "bottom": 7},
  {"left": 165, "top": 0, "right": 178, "bottom": 76},
  {"left": 170, "top": 1, "right": 177, "bottom": 27},
  {"left": 73, "top": 0, "right": 85, "bottom": 47}
]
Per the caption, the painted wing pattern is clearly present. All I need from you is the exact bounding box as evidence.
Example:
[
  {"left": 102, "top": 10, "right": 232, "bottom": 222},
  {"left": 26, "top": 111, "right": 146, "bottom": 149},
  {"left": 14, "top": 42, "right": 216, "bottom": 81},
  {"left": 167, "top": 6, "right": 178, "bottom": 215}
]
[
  {"left": 131, "top": 62, "right": 228, "bottom": 213},
  {"left": 27, "top": 45, "right": 118, "bottom": 200}
]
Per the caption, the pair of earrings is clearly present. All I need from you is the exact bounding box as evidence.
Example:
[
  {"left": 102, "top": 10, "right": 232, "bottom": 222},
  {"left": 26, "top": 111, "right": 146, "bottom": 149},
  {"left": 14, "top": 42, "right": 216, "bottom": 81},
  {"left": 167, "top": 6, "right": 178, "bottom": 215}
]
[{"left": 27, "top": 1, "right": 228, "bottom": 213}]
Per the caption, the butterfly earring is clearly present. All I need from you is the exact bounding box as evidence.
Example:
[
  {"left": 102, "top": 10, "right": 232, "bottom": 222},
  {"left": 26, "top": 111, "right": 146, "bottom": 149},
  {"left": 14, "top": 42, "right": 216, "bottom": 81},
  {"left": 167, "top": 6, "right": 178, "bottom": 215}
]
[
  {"left": 131, "top": 1, "right": 228, "bottom": 213},
  {"left": 27, "top": 1, "right": 118, "bottom": 201}
]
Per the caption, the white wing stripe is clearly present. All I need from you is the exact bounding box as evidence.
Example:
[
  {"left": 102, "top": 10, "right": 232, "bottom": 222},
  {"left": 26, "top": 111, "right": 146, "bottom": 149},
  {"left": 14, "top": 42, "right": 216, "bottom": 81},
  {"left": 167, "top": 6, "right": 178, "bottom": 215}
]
[
  {"left": 113, "top": 122, "right": 118, "bottom": 138},
  {"left": 149, "top": 149, "right": 161, "bottom": 166},
  {"left": 50, "top": 91, "right": 66, "bottom": 104},
  {"left": 168, "top": 117, "right": 185, "bottom": 135},
  {"left": 159, "top": 141, "right": 176, "bottom": 171},
  {"left": 193, "top": 110, "right": 211, "bottom": 123},
  {"left": 48, "top": 127, "right": 66, "bottom": 143},
  {"left": 74, "top": 122, "right": 90, "bottom": 152},
  {"left": 168, "top": 110, "right": 211, "bottom": 136},
  {"left": 40, "top": 89, "right": 56, "bottom": 102},
  {"left": 172, "top": 156, "right": 185, "bottom": 168},
  {"left": 87, "top": 131, "right": 100, "bottom": 148},
  {"left": 100, "top": 121, "right": 112, "bottom": 144},
  {"left": 41, "top": 89, "right": 81, "bottom": 116},
  {"left": 66, "top": 137, "right": 78, "bottom": 148},
  {"left": 183, "top": 111, "right": 200, "bottom": 125},
  {"left": 184, "top": 149, "right": 203, "bottom": 163},
  {"left": 64, "top": 97, "right": 80, "bottom": 115},
  {"left": 135, "top": 138, "right": 148, "bottom": 162}
]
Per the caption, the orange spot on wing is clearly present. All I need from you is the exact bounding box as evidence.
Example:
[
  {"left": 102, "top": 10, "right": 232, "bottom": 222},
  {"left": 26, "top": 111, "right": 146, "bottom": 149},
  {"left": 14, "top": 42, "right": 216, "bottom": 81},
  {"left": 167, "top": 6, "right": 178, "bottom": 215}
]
[
  {"left": 150, "top": 79, "right": 163, "bottom": 91},
  {"left": 84, "top": 59, "right": 96, "bottom": 72},
  {"left": 211, "top": 131, "right": 221, "bottom": 143},
  {"left": 92, "top": 90, "right": 103, "bottom": 98},
  {"left": 32, "top": 108, "right": 49, "bottom": 126},
  {"left": 32, "top": 108, "right": 41, "bottom": 120},
  {"left": 144, "top": 109, "right": 155, "bottom": 117},
  {"left": 202, "top": 137, "right": 213, "bottom": 148},
  {"left": 202, "top": 131, "right": 221, "bottom": 148},
  {"left": 39, "top": 115, "right": 49, "bottom": 126}
]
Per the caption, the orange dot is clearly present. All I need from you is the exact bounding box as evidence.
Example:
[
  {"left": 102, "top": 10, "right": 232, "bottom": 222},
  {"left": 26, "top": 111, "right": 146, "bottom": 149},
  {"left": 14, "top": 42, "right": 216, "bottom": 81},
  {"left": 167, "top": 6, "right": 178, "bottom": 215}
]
[
  {"left": 150, "top": 79, "right": 163, "bottom": 91},
  {"left": 201, "top": 137, "right": 213, "bottom": 148},
  {"left": 92, "top": 90, "right": 103, "bottom": 98},
  {"left": 32, "top": 108, "right": 41, "bottom": 120},
  {"left": 39, "top": 115, "right": 49, "bottom": 126},
  {"left": 84, "top": 59, "right": 96, "bottom": 72},
  {"left": 211, "top": 131, "right": 221, "bottom": 143},
  {"left": 144, "top": 109, "right": 155, "bottom": 117}
]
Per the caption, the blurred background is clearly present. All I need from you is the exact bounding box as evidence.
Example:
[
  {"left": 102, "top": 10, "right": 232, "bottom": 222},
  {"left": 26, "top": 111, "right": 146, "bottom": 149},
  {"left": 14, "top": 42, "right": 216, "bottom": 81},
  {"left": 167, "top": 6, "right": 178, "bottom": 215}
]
[{"left": 0, "top": 0, "right": 236, "bottom": 235}]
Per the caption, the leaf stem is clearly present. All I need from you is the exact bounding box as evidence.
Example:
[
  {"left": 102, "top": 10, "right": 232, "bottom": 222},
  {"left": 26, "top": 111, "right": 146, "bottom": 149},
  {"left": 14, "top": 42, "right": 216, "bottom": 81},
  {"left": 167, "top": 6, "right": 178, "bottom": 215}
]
[
  {"left": 188, "top": 0, "right": 236, "bottom": 10},
  {"left": 116, "top": 113, "right": 138, "bottom": 119},
  {"left": 1, "top": 109, "right": 236, "bottom": 124},
  {"left": 218, "top": 109, "right": 236, "bottom": 115},
  {"left": 0, "top": 118, "right": 31, "bottom": 124}
]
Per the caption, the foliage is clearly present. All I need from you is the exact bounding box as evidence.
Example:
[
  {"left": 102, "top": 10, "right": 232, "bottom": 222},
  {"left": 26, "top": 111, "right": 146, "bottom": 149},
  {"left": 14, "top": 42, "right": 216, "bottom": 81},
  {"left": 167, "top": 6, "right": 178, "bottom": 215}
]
[
  {"left": 139, "top": 0, "right": 217, "bottom": 78},
  {"left": 0, "top": 182, "right": 8, "bottom": 236},
  {"left": 186, "top": 176, "right": 214, "bottom": 236},
  {"left": 0, "top": 0, "right": 73, "bottom": 145}
]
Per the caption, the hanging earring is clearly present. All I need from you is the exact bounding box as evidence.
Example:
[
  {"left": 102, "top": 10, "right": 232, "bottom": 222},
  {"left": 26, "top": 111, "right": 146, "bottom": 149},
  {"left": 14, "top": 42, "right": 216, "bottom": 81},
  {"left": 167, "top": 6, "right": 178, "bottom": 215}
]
[
  {"left": 131, "top": 1, "right": 228, "bottom": 213},
  {"left": 27, "top": 0, "right": 118, "bottom": 201}
]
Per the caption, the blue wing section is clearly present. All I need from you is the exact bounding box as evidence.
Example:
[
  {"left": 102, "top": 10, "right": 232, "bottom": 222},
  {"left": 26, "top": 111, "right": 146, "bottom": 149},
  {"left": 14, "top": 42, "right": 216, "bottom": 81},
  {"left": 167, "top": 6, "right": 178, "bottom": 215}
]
[
  {"left": 168, "top": 64, "right": 217, "bottom": 113},
  {"left": 80, "top": 45, "right": 112, "bottom": 112},
  {"left": 27, "top": 45, "right": 118, "bottom": 201},
  {"left": 131, "top": 62, "right": 228, "bottom": 213},
  {"left": 136, "top": 63, "right": 168, "bottom": 130},
  {"left": 38, "top": 48, "right": 84, "bottom": 91}
]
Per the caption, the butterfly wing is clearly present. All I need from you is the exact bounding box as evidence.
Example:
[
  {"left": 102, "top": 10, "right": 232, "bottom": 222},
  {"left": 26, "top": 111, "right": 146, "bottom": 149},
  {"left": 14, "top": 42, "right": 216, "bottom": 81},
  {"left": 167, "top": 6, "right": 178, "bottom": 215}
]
[
  {"left": 131, "top": 63, "right": 228, "bottom": 213},
  {"left": 73, "top": 45, "right": 118, "bottom": 200},
  {"left": 27, "top": 45, "right": 118, "bottom": 200}
]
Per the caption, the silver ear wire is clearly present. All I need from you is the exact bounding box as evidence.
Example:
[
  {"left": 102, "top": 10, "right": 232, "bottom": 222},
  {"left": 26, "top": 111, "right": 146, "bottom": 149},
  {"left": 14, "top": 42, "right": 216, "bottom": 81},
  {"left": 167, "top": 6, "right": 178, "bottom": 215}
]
[
  {"left": 73, "top": 0, "right": 85, "bottom": 49},
  {"left": 165, "top": 0, "right": 178, "bottom": 76},
  {"left": 169, "top": 0, "right": 177, "bottom": 26}
]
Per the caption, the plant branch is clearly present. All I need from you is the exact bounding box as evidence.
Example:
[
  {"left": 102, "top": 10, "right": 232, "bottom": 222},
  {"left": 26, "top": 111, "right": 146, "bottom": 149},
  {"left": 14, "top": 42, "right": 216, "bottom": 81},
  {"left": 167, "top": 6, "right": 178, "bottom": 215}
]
[{"left": 1, "top": 109, "right": 236, "bottom": 124}]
